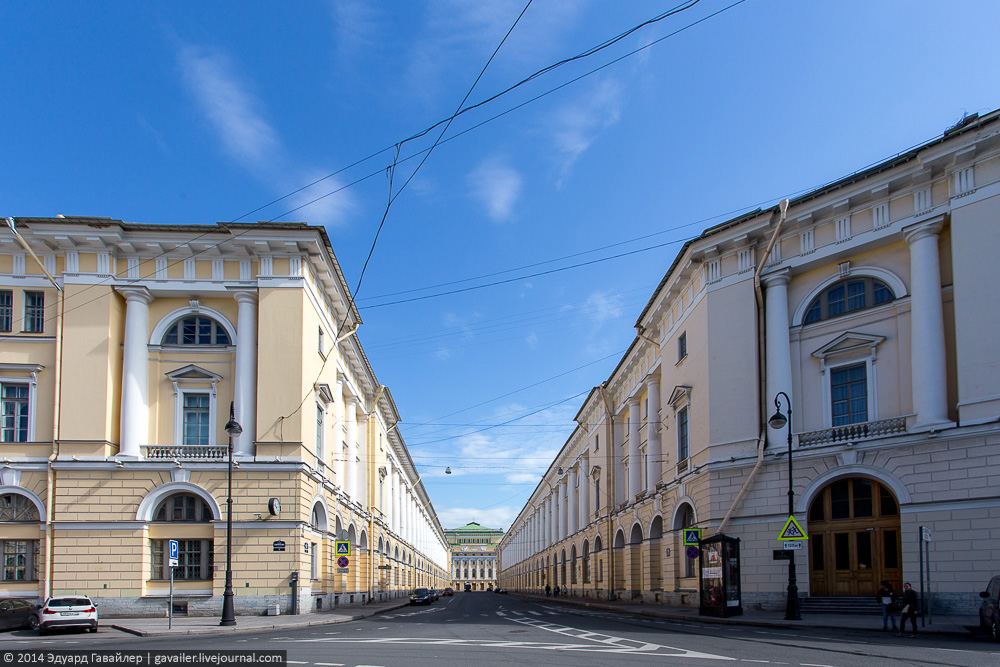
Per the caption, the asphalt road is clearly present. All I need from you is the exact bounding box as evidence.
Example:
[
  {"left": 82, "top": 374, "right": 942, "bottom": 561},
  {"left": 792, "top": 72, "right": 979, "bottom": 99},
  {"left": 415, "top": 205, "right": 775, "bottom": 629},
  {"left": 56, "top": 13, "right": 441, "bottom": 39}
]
[{"left": 4, "top": 593, "right": 1000, "bottom": 666}]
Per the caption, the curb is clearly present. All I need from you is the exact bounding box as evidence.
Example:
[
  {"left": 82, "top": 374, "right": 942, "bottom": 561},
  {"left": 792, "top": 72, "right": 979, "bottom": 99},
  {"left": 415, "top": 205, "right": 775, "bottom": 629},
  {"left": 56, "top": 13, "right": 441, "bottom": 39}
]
[{"left": 110, "top": 601, "right": 411, "bottom": 637}]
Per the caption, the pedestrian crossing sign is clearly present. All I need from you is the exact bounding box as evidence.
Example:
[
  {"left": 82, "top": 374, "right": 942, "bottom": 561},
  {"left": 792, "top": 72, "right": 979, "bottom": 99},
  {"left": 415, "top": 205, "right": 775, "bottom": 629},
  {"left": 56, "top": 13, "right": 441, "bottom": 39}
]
[
  {"left": 683, "top": 528, "right": 701, "bottom": 546},
  {"left": 778, "top": 515, "right": 808, "bottom": 541},
  {"left": 336, "top": 540, "right": 351, "bottom": 556}
]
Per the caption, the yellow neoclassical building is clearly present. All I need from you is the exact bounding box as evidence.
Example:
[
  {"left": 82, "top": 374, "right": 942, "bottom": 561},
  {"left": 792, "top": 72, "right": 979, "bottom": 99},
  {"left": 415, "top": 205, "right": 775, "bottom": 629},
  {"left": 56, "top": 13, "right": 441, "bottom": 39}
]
[
  {"left": 499, "top": 110, "right": 1000, "bottom": 614},
  {"left": 0, "top": 217, "right": 448, "bottom": 616}
]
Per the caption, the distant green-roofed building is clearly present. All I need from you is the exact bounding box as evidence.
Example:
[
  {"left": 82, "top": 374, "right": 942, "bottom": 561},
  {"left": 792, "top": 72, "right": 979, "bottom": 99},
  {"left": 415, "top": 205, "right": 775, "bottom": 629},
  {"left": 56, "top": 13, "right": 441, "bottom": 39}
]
[{"left": 445, "top": 522, "right": 504, "bottom": 591}]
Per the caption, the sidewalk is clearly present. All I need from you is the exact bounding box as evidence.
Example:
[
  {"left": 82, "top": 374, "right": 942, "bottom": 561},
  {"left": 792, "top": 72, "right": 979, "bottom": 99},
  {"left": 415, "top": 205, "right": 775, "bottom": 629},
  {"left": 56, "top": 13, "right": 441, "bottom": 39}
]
[
  {"left": 105, "top": 593, "right": 982, "bottom": 639},
  {"left": 110, "top": 598, "right": 412, "bottom": 637},
  {"left": 520, "top": 593, "right": 981, "bottom": 638}
]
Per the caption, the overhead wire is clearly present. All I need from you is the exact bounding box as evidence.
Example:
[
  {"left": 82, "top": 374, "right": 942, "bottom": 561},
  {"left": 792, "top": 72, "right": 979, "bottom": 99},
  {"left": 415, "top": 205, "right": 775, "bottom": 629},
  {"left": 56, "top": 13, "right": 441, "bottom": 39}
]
[{"left": 2, "top": 0, "right": 750, "bottom": 340}]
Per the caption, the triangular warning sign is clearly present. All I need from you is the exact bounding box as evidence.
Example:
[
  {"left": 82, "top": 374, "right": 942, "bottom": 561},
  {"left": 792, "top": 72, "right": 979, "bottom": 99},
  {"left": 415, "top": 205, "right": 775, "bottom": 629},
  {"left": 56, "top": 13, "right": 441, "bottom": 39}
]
[{"left": 778, "top": 515, "right": 808, "bottom": 540}]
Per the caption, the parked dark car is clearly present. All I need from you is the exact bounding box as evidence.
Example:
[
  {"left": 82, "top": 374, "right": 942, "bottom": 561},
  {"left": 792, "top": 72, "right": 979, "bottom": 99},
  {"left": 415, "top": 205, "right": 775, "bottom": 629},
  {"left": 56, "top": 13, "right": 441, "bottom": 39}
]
[
  {"left": 428, "top": 588, "right": 439, "bottom": 601},
  {"left": 442, "top": 587, "right": 454, "bottom": 596},
  {"left": 0, "top": 599, "right": 35, "bottom": 631},
  {"left": 409, "top": 588, "right": 432, "bottom": 605},
  {"left": 980, "top": 575, "right": 1000, "bottom": 641}
]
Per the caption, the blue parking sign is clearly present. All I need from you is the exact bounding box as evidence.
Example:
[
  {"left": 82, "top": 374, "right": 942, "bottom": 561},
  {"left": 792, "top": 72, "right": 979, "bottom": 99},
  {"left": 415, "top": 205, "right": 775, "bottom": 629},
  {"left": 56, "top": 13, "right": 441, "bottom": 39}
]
[{"left": 169, "top": 539, "right": 179, "bottom": 567}]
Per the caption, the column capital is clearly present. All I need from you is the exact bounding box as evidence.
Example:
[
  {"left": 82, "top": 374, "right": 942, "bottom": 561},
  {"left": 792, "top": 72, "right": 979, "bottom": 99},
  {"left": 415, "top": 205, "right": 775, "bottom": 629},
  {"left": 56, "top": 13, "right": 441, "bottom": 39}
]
[
  {"left": 761, "top": 269, "right": 791, "bottom": 289},
  {"left": 903, "top": 215, "right": 945, "bottom": 245},
  {"left": 628, "top": 395, "right": 641, "bottom": 408},
  {"left": 230, "top": 289, "right": 259, "bottom": 305},
  {"left": 116, "top": 286, "right": 153, "bottom": 305}
]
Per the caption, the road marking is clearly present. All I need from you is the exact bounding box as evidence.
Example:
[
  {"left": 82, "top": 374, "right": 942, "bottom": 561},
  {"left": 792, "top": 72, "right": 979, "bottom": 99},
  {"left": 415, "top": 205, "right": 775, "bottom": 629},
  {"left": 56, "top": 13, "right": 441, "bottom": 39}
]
[
  {"left": 801, "top": 663, "right": 835, "bottom": 667},
  {"left": 527, "top": 611, "right": 542, "bottom": 616},
  {"left": 505, "top": 616, "right": 734, "bottom": 660},
  {"left": 377, "top": 626, "right": 388, "bottom": 630},
  {"left": 315, "top": 663, "right": 344, "bottom": 666},
  {"left": 270, "top": 635, "right": 733, "bottom": 657},
  {"left": 286, "top": 661, "right": 308, "bottom": 665}
]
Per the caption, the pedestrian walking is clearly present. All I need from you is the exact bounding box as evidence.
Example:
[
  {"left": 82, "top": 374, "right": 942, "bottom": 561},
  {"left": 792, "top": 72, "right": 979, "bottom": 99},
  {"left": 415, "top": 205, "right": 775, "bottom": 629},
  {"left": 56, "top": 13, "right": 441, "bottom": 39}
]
[
  {"left": 876, "top": 580, "right": 898, "bottom": 631},
  {"left": 545, "top": 583, "right": 551, "bottom": 597},
  {"left": 896, "top": 582, "right": 919, "bottom": 637}
]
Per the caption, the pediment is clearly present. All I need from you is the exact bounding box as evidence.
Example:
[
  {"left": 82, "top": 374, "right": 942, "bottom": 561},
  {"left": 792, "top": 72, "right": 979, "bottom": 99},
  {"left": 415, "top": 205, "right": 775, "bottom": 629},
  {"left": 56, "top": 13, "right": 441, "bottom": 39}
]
[
  {"left": 811, "top": 332, "right": 885, "bottom": 361},
  {"left": 165, "top": 364, "right": 222, "bottom": 383},
  {"left": 668, "top": 385, "right": 693, "bottom": 407}
]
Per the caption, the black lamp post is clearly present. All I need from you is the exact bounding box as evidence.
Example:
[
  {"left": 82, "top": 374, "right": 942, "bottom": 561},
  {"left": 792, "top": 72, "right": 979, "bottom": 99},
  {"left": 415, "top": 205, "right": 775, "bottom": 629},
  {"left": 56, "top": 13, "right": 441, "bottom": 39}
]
[
  {"left": 220, "top": 402, "right": 242, "bottom": 626},
  {"left": 768, "top": 391, "right": 801, "bottom": 621}
]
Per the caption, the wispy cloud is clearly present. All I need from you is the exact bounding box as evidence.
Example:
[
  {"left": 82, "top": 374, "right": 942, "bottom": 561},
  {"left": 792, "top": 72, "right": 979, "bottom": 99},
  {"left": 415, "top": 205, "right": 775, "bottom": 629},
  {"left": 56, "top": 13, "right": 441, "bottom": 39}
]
[
  {"left": 583, "top": 290, "right": 625, "bottom": 324},
  {"left": 438, "top": 506, "right": 517, "bottom": 531},
  {"left": 468, "top": 157, "right": 523, "bottom": 222},
  {"left": 178, "top": 46, "right": 280, "bottom": 173},
  {"left": 177, "top": 44, "right": 353, "bottom": 225},
  {"left": 548, "top": 77, "right": 623, "bottom": 186}
]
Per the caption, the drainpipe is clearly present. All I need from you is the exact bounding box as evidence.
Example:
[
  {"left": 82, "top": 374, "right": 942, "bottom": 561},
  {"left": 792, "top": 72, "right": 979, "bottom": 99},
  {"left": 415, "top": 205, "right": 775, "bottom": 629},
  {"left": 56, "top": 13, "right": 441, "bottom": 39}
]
[
  {"left": 716, "top": 199, "right": 789, "bottom": 537},
  {"left": 634, "top": 325, "right": 659, "bottom": 349},
  {"left": 598, "top": 383, "right": 615, "bottom": 601},
  {"left": 9, "top": 218, "right": 65, "bottom": 602},
  {"left": 366, "top": 385, "right": 386, "bottom": 603}
]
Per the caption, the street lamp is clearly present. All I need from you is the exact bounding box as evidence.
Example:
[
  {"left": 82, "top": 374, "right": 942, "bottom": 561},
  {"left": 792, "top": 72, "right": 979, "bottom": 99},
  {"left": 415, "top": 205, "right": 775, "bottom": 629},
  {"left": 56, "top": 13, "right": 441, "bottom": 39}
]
[
  {"left": 768, "top": 391, "right": 800, "bottom": 621},
  {"left": 220, "top": 402, "right": 242, "bottom": 626}
]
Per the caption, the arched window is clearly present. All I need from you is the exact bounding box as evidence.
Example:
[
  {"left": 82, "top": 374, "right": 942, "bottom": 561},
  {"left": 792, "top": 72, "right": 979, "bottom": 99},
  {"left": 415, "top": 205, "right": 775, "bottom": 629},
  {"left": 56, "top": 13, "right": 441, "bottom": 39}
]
[
  {"left": 803, "top": 278, "right": 894, "bottom": 324},
  {"left": 0, "top": 494, "right": 39, "bottom": 522},
  {"left": 162, "top": 316, "right": 231, "bottom": 346},
  {"left": 0, "top": 493, "right": 41, "bottom": 581},
  {"left": 153, "top": 494, "right": 213, "bottom": 522},
  {"left": 150, "top": 494, "right": 214, "bottom": 581}
]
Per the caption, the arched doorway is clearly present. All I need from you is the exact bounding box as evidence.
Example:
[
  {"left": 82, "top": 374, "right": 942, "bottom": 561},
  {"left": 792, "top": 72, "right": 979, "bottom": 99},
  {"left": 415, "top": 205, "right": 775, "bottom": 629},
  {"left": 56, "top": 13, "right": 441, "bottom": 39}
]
[{"left": 807, "top": 478, "right": 901, "bottom": 596}]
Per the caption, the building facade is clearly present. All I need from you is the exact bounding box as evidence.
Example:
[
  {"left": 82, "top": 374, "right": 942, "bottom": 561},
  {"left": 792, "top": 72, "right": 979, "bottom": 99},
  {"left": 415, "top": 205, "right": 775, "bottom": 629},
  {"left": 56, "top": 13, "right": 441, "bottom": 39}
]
[
  {"left": 445, "top": 522, "right": 503, "bottom": 591},
  {"left": 0, "top": 217, "right": 449, "bottom": 616},
  {"left": 498, "top": 110, "right": 1000, "bottom": 613}
]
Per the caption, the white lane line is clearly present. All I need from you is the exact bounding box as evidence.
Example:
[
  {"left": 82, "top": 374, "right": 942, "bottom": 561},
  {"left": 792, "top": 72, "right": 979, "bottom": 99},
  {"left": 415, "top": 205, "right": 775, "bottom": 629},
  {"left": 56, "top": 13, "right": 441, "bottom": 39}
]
[
  {"left": 801, "top": 663, "right": 835, "bottom": 667},
  {"left": 377, "top": 626, "right": 388, "bottom": 630},
  {"left": 315, "top": 663, "right": 344, "bottom": 666},
  {"left": 287, "top": 662, "right": 308, "bottom": 665},
  {"left": 739, "top": 660, "right": 769, "bottom": 663},
  {"left": 527, "top": 611, "right": 542, "bottom": 616}
]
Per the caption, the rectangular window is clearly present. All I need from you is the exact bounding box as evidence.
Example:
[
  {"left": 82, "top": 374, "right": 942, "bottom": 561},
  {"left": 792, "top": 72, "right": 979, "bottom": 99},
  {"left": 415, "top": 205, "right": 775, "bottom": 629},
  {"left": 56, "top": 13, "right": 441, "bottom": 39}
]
[
  {"left": 677, "top": 407, "right": 689, "bottom": 461},
  {"left": 831, "top": 363, "right": 867, "bottom": 426},
  {"left": 311, "top": 543, "right": 318, "bottom": 580},
  {"left": 318, "top": 327, "right": 325, "bottom": 355},
  {"left": 1, "top": 384, "right": 30, "bottom": 443},
  {"left": 2, "top": 540, "right": 39, "bottom": 581},
  {"left": 811, "top": 534, "right": 825, "bottom": 570},
  {"left": 316, "top": 404, "right": 325, "bottom": 460},
  {"left": 0, "top": 291, "right": 11, "bottom": 332},
  {"left": 678, "top": 332, "right": 687, "bottom": 361},
  {"left": 182, "top": 393, "right": 211, "bottom": 446},
  {"left": 150, "top": 539, "right": 214, "bottom": 580},
  {"left": 594, "top": 434, "right": 599, "bottom": 452},
  {"left": 24, "top": 292, "right": 44, "bottom": 333},
  {"left": 883, "top": 530, "right": 899, "bottom": 569}
]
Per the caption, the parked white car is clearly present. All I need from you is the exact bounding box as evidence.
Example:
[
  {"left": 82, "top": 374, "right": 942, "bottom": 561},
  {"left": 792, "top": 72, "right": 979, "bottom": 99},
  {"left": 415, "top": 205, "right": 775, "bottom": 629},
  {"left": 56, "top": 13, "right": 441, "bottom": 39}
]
[{"left": 30, "top": 596, "right": 98, "bottom": 635}]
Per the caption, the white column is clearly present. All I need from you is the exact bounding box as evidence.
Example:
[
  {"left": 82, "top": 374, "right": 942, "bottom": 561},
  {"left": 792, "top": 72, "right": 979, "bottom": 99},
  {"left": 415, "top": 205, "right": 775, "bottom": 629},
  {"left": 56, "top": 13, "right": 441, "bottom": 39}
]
[
  {"left": 905, "top": 219, "right": 950, "bottom": 429},
  {"left": 627, "top": 397, "right": 641, "bottom": 496},
  {"left": 645, "top": 375, "right": 662, "bottom": 491},
  {"left": 118, "top": 287, "right": 152, "bottom": 458},
  {"left": 568, "top": 466, "right": 579, "bottom": 536},
  {"left": 392, "top": 468, "right": 401, "bottom": 534},
  {"left": 764, "top": 272, "right": 793, "bottom": 449},
  {"left": 556, "top": 488, "right": 565, "bottom": 542},
  {"left": 345, "top": 397, "right": 358, "bottom": 501},
  {"left": 233, "top": 291, "right": 258, "bottom": 456},
  {"left": 578, "top": 456, "right": 590, "bottom": 529},
  {"left": 356, "top": 412, "right": 367, "bottom": 504},
  {"left": 335, "top": 381, "right": 346, "bottom": 491},
  {"left": 546, "top": 495, "right": 554, "bottom": 547}
]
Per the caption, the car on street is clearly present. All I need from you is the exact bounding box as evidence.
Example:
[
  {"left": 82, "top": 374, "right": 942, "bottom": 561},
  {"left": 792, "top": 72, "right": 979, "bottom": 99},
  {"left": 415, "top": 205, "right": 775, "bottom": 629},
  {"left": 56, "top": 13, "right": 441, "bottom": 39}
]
[
  {"left": 428, "top": 588, "right": 439, "bottom": 601},
  {"left": 980, "top": 575, "right": 1000, "bottom": 641},
  {"left": 0, "top": 599, "right": 36, "bottom": 631},
  {"left": 31, "top": 596, "right": 98, "bottom": 634},
  {"left": 442, "top": 587, "right": 454, "bottom": 596},
  {"left": 409, "top": 588, "right": 432, "bottom": 605},
  {"left": 464, "top": 583, "right": 472, "bottom": 592}
]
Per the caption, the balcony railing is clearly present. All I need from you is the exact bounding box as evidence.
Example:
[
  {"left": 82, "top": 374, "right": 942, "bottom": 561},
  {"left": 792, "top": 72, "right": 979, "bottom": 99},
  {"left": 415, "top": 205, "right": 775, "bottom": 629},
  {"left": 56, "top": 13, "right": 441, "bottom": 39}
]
[
  {"left": 798, "top": 416, "right": 907, "bottom": 447},
  {"left": 142, "top": 445, "right": 228, "bottom": 461}
]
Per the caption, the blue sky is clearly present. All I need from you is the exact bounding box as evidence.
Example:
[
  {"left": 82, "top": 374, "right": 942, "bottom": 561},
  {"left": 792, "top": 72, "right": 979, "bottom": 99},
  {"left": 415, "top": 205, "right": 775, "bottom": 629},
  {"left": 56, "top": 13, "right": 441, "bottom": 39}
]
[{"left": 3, "top": 1, "right": 998, "bottom": 530}]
